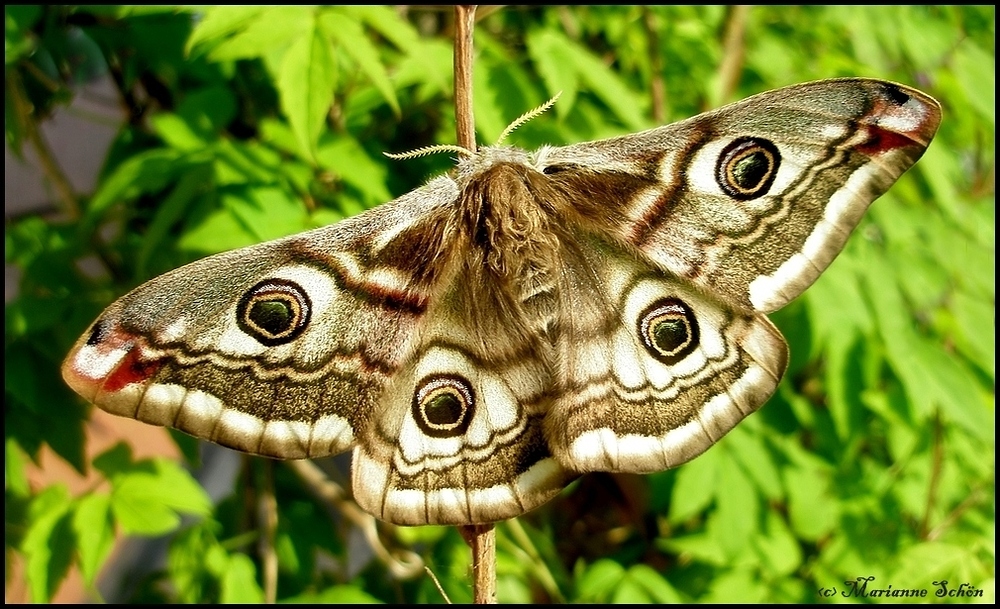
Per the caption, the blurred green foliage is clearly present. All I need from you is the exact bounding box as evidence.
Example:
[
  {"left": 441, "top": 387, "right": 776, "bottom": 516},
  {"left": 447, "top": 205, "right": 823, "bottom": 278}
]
[{"left": 5, "top": 5, "right": 994, "bottom": 603}]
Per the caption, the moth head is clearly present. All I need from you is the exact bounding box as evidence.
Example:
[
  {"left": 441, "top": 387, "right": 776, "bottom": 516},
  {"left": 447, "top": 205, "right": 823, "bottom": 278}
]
[
  {"left": 236, "top": 279, "right": 311, "bottom": 346},
  {"left": 715, "top": 136, "right": 781, "bottom": 200}
]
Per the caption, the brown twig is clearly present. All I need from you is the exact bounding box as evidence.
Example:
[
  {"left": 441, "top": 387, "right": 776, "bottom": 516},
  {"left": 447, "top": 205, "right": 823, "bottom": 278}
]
[
  {"left": 255, "top": 460, "right": 279, "bottom": 604},
  {"left": 6, "top": 68, "right": 81, "bottom": 220},
  {"left": 286, "top": 460, "right": 424, "bottom": 579},
  {"left": 714, "top": 5, "right": 751, "bottom": 107},
  {"left": 919, "top": 410, "right": 944, "bottom": 539},
  {"left": 453, "top": 5, "right": 478, "bottom": 154},
  {"left": 642, "top": 7, "right": 667, "bottom": 124},
  {"left": 452, "top": 5, "right": 498, "bottom": 604}
]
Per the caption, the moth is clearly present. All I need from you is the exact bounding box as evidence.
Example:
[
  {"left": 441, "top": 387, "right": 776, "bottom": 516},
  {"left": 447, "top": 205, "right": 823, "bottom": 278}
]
[{"left": 63, "top": 79, "right": 941, "bottom": 526}]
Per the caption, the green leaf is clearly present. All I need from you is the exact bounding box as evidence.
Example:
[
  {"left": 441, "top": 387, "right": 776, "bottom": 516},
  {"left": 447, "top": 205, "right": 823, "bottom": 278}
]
[
  {"left": 528, "top": 29, "right": 647, "bottom": 130},
  {"left": 220, "top": 554, "right": 265, "bottom": 603},
  {"left": 85, "top": 148, "right": 186, "bottom": 226},
  {"left": 5, "top": 5, "right": 41, "bottom": 64},
  {"left": 702, "top": 567, "right": 768, "bottom": 603},
  {"left": 150, "top": 112, "right": 208, "bottom": 151},
  {"left": 950, "top": 289, "right": 995, "bottom": 377},
  {"left": 185, "top": 6, "right": 267, "bottom": 55},
  {"left": 669, "top": 446, "right": 719, "bottom": 523},
  {"left": 21, "top": 485, "right": 74, "bottom": 603},
  {"left": 315, "top": 135, "right": 393, "bottom": 206},
  {"left": 783, "top": 462, "right": 836, "bottom": 541},
  {"left": 710, "top": 452, "right": 759, "bottom": 559},
  {"left": 625, "top": 564, "right": 683, "bottom": 603},
  {"left": 5, "top": 438, "right": 31, "bottom": 497},
  {"left": 72, "top": 493, "right": 116, "bottom": 584},
  {"left": 283, "top": 585, "right": 384, "bottom": 603},
  {"left": 343, "top": 5, "right": 422, "bottom": 54},
  {"left": 751, "top": 511, "right": 802, "bottom": 577},
  {"left": 110, "top": 459, "right": 212, "bottom": 536},
  {"left": 278, "top": 14, "right": 337, "bottom": 158},
  {"left": 657, "top": 531, "right": 727, "bottom": 567},
  {"left": 92, "top": 442, "right": 134, "bottom": 479},
  {"left": 137, "top": 163, "right": 212, "bottom": 276},
  {"left": 952, "top": 39, "right": 995, "bottom": 126},
  {"left": 526, "top": 29, "right": 580, "bottom": 118},
  {"left": 321, "top": 9, "right": 400, "bottom": 115},
  {"left": 575, "top": 558, "right": 625, "bottom": 601},
  {"left": 862, "top": 249, "right": 992, "bottom": 440},
  {"left": 200, "top": 6, "right": 310, "bottom": 61},
  {"left": 725, "top": 423, "right": 783, "bottom": 500}
]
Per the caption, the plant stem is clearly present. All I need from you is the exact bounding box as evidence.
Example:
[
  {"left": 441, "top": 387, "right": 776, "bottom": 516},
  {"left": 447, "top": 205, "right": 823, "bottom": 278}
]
[
  {"left": 714, "top": 4, "right": 750, "bottom": 107},
  {"left": 454, "top": 5, "right": 477, "bottom": 153},
  {"left": 452, "top": 5, "right": 497, "bottom": 604}
]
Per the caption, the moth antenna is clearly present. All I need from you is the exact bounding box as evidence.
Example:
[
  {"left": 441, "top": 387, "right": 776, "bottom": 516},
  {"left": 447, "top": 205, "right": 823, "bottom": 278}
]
[
  {"left": 495, "top": 92, "right": 562, "bottom": 145},
  {"left": 384, "top": 144, "right": 474, "bottom": 160}
]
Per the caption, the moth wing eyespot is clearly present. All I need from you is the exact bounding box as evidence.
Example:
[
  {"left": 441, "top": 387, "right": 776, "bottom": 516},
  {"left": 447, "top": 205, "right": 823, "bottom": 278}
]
[
  {"left": 715, "top": 136, "right": 781, "bottom": 200},
  {"left": 236, "top": 279, "right": 311, "bottom": 346},
  {"left": 412, "top": 375, "right": 475, "bottom": 438},
  {"left": 638, "top": 298, "right": 700, "bottom": 364}
]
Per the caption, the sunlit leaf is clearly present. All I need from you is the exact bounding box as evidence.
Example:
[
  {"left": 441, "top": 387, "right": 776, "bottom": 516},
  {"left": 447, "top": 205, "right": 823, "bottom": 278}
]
[
  {"left": 72, "top": 493, "right": 116, "bottom": 584},
  {"left": 220, "top": 554, "right": 265, "bottom": 603},
  {"left": 321, "top": 9, "right": 400, "bottom": 116},
  {"left": 278, "top": 13, "right": 337, "bottom": 157}
]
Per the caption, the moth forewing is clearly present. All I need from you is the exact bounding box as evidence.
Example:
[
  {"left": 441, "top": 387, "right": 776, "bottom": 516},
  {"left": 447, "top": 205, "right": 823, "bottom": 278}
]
[{"left": 63, "top": 78, "right": 941, "bottom": 525}]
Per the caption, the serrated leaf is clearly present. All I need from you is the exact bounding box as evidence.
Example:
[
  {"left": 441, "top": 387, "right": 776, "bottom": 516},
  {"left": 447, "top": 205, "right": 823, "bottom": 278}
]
[
  {"left": 138, "top": 164, "right": 211, "bottom": 276},
  {"left": 669, "top": 448, "right": 718, "bottom": 523},
  {"left": 186, "top": 6, "right": 266, "bottom": 56},
  {"left": 627, "top": 564, "right": 683, "bottom": 603},
  {"left": 783, "top": 464, "right": 836, "bottom": 541},
  {"left": 21, "top": 485, "right": 74, "bottom": 603},
  {"left": 5, "top": 438, "right": 31, "bottom": 497},
  {"left": 658, "top": 534, "right": 725, "bottom": 569},
  {"left": 344, "top": 5, "right": 422, "bottom": 53},
  {"left": 316, "top": 135, "right": 392, "bottom": 207},
  {"left": 229, "top": 186, "right": 309, "bottom": 242},
  {"left": 110, "top": 459, "right": 211, "bottom": 536},
  {"left": 86, "top": 149, "right": 186, "bottom": 226},
  {"left": 204, "top": 6, "right": 310, "bottom": 61},
  {"left": 220, "top": 553, "right": 265, "bottom": 603},
  {"left": 537, "top": 30, "right": 647, "bottom": 130},
  {"left": 526, "top": 29, "right": 580, "bottom": 117},
  {"left": 863, "top": 250, "right": 992, "bottom": 439},
  {"left": 278, "top": 15, "right": 337, "bottom": 157},
  {"left": 576, "top": 558, "right": 625, "bottom": 600},
  {"left": 321, "top": 9, "right": 399, "bottom": 116},
  {"left": 953, "top": 39, "right": 995, "bottom": 126},
  {"left": 150, "top": 113, "right": 208, "bottom": 151},
  {"left": 725, "top": 423, "right": 783, "bottom": 500},
  {"left": 283, "top": 585, "right": 384, "bottom": 604},
  {"left": 710, "top": 453, "right": 759, "bottom": 558},
  {"left": 72, "top": 493, "right": 115, "bottom": 584},
  {"left": 751, "top": 511, "right": 802, "bottom": 577},
  {"left": 951, "top": 290, "right": 995, "bottom": 377}
]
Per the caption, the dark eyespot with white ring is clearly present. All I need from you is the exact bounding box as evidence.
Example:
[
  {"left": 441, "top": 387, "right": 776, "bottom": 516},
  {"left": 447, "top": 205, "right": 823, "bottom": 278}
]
[
  {"left": 412, "top": 375, "right": 475, "bottom": 438},
  {"left": 638, "top": 298, "right": 699, "bottom": 364},
  {"left": 236, "top": 279, "right": 311, "bottom": 346},
  {"left": 716, "top": 137, "right": 781, "bottom": 200}
]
